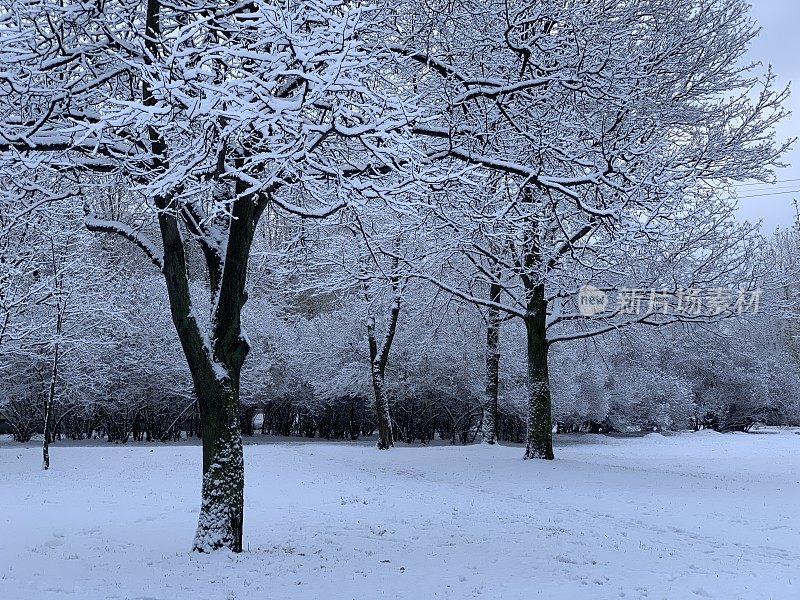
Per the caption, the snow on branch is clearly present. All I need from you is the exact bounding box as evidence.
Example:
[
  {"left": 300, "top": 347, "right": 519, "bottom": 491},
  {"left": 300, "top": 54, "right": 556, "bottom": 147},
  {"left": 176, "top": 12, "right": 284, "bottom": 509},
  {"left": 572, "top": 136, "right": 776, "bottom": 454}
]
[{"left": 83, "top": 209, "right": 164, "bottom": 270}]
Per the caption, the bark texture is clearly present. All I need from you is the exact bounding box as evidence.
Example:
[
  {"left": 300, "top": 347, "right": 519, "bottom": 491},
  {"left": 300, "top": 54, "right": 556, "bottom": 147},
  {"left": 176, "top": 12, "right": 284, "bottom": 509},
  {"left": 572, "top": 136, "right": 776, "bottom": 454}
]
[{"left": 193, "top": 381, "right": 244, "bottom": 553}]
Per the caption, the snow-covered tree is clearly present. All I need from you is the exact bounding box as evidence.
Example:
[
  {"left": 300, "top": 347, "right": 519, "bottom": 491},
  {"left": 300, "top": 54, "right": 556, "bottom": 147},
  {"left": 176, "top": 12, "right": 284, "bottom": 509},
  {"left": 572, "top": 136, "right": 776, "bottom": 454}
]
[
  {"left": 0, "top": 0, "right": 419, "bottom": 551},
  {"left": 389, "top": 0, "right": 790, "bottom": 459}
]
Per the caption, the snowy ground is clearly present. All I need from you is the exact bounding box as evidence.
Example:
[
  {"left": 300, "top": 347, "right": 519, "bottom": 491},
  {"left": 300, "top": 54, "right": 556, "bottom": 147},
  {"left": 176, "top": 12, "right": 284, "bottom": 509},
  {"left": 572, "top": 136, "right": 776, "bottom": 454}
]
[{"left": 1, "top": 431, "right": 798, "bottom": 600}]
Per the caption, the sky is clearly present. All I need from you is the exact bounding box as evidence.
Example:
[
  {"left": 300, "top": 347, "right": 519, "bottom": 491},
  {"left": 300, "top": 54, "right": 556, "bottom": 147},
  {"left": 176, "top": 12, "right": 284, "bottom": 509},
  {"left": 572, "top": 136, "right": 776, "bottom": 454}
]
[{"left": 735, "top": 1, "right": 800, "bottom": 231}]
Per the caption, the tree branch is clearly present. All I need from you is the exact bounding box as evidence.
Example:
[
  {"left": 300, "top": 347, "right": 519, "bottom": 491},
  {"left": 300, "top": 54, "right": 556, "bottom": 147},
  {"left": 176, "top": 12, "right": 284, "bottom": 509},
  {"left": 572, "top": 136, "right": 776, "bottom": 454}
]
[{"left": 84, "top": 209, "right": 164, "bottom": 270}]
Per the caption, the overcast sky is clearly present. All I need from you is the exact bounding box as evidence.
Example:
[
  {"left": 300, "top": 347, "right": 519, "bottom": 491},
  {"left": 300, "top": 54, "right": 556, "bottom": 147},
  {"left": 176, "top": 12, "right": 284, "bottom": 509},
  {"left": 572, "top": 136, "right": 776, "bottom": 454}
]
[{"left": 735, "top": 1, "right": 800, "bottom": 231}]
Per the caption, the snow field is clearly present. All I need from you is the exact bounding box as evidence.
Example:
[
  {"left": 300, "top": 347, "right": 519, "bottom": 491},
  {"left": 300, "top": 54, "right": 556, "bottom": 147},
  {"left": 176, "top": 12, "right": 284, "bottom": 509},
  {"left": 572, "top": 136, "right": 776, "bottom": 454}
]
[{"left": 0, "top": 431, "right": 798, "bottom": 600}]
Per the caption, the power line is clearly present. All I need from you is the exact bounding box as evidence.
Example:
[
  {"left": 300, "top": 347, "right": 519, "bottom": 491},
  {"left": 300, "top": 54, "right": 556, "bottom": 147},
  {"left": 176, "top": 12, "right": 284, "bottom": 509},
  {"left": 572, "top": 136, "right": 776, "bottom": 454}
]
[
  {"left": 731, "top": 185, "right": 800, "bottom": 194},
  {"left": 733, "top": 189, "right": 800, "bottom": 199},
  {"left": 731, "top": 178, "right": 800, "bottom": 187}
]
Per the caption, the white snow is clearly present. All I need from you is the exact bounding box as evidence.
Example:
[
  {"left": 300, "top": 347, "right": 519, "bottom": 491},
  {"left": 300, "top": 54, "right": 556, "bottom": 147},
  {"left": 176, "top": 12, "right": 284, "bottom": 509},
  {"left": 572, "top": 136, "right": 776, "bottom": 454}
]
[{"left": 1, "top": 430, "right": 798, "bottom": 599}]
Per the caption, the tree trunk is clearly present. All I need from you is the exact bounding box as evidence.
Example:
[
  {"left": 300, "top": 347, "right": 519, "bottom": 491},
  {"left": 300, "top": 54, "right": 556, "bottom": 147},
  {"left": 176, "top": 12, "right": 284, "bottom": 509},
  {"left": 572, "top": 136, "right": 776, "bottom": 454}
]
[
  {"left": 370, "top": 362, "right": 394, "bottom": 450},
  {"left": 41, "top": 349, "right": 56, "bottom": 470},
  {"left": 482, "top": 282, "right": 501, "bottom": 444},
  {"left": 42, "top": 312, "right": 62, "bottom": 470},
  {"left": 156, "top": 203, "right": 249, "bottom": 553},
  {"left": 365, "top": 275, "right": 401, "bottom": 451},
  {"left": 190, "top": 175, "right": 256, "bottom": 552},
  {"left": 523, "top": 287, "right": 554, "bottom": 460},
  {"left": 192, "top": 377, "right": 244, "bottom": 553}
]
